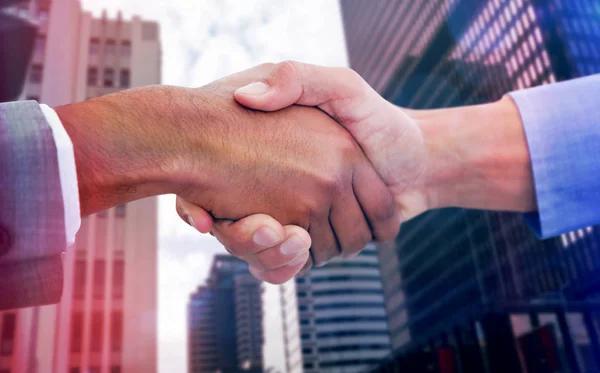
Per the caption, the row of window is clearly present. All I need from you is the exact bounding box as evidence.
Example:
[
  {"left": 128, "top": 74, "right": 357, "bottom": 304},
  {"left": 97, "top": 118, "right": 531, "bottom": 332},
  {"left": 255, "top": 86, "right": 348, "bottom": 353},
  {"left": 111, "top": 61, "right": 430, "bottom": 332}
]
[
  {"left": 70, "top": 310, "right": 122, "bottom": 353},
  {"left": 310, "top": 275, "right": 383, "bottom": 283},
  {"left": 303, "top": 359, "right": 382, "bottom": 370},
  {"left": 317, "top": 344, "right": 390, "bottom": 353},
  {"left": 298, "top": 301, "right": 386, "bottom": 312},
  {"left": 88, "top": 68, "right": 130, "bottom": 88},
  {"left": 70, "top": 367, "right": 120, "bottom": 373},
  {"left": 28, "top": 65, "right": 131, "bottom": 89},
  {"left": 73, "top": 259, "right": 125, "bottom": 300},
  {"left": 89, "top": 38, "right": 131, "bottom": 57},
  {"left": 298, "top": 288, "right": 383, "bottom": 297},
  {"left": 315, "top": 316, "right": 388, "bottom": 325}
]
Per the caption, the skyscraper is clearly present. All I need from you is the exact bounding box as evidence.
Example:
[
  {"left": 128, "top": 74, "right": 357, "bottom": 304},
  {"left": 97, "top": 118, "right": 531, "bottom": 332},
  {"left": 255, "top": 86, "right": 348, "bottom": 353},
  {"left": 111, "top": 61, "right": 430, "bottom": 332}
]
[
  {"left": 0, "top": 1, "right": 161, "bottom": 372},
  {"left": 341, "top": 1, "right": 600, "bottom": 372},
  {"left": 283, "top": 244, "right": 391, "bottom": 373},
  {"left": 188, "top": 255, "right": 263, "bottom": 373}
]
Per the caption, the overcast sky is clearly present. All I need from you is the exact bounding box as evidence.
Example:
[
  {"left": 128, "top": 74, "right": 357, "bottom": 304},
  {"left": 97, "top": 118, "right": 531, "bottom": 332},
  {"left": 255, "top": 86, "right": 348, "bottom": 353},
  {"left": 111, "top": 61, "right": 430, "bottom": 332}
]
[{"left": 79, "top": 1, "right": 348, "bottom": 372}]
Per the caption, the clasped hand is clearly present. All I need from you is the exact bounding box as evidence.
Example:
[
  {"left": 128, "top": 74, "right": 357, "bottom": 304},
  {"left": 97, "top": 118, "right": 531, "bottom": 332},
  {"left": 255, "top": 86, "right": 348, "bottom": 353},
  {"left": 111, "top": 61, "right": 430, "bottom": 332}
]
[{"left": 175, "top": 62, "right": 427, "bottom": 284}]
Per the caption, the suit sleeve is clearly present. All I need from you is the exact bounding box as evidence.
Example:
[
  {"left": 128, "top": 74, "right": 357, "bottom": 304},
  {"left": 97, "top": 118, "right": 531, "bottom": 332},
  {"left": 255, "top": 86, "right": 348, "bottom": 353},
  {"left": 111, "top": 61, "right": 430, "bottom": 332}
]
[
  {"left": 0, "top": 100, "right": 66, "bottom": 310},
  {"left": 509, "top": 74, "right": 600, "bottom": 239}
]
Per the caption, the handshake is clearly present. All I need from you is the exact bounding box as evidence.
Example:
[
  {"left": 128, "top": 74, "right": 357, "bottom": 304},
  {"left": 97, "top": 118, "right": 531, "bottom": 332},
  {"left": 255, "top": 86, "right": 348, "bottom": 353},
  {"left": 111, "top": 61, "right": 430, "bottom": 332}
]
[{"left": 56, "top": 61, "right": 534, "bottom": 284}]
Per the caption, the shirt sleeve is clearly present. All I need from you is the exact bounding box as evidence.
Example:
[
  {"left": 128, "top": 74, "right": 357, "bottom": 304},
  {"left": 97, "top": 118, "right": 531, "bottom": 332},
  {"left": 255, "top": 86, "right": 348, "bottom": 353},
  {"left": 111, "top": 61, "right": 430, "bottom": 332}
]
[
  {"left": 508, "top": 75, "right": 600, "bottom": 239},
  {"left": 39, "top": 104, "right": 80, "bottom": 246}
]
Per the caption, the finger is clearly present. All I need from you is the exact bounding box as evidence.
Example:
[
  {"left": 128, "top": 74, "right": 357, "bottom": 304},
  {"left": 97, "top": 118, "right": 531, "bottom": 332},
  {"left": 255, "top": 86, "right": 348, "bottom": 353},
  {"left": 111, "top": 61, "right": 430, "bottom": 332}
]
[
  {"left": 329, "top": 189, "right": 372, "bottom": 259},
  {"left": 307, "top": 213, "right": 340, "bottom": 267},
  {"left": 211, "top": 214, "right": 286, "bottom": 257},
  {"left": 249, "top": 250, "right": 310, "bottom": 285},
  {"left": 353, "top": 164, "right": 402, "bottom": 242},
  {"left": 298, "top": 255, "right": 313, "bottom": 276},
  {"left": 175, "top": 197, "right": 214, "bottom": 233},
  {"left": 245, "top": 225, "right": 311, "bottom": 273}
]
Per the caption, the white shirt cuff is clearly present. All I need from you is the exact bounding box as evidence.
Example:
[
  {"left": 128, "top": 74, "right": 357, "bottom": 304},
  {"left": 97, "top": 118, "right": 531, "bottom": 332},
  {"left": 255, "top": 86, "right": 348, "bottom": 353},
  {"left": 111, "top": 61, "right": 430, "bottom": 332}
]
[{"left": 40, "top": 104, "right": 81, "bottom": 247}]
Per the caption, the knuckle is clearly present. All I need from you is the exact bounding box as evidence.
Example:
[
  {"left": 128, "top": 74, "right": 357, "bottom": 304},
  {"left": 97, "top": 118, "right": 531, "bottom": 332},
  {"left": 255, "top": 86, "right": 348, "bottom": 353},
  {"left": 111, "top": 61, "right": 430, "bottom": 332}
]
[
  {"left": 339, "top": 68, "right": 367, "bottom": 91},
  {"left": 273, "top": 60, "right": 302, "bottom": 82},
  {"left": 257, "top": 62, "right": 276, "bottom": 70}
]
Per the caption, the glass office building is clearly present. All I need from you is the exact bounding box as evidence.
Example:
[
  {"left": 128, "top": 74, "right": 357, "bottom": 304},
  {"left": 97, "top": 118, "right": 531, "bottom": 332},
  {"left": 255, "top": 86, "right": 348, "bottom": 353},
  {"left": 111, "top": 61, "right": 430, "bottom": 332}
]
[{"left": 340, "top": 1, "right": 600, "bottom": 372}]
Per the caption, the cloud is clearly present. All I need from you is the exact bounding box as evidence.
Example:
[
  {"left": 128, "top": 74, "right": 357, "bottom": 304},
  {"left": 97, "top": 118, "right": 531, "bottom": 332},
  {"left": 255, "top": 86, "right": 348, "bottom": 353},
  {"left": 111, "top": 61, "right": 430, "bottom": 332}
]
[{"left": 80, "top": 1, "right": 349, "bottom": 372}]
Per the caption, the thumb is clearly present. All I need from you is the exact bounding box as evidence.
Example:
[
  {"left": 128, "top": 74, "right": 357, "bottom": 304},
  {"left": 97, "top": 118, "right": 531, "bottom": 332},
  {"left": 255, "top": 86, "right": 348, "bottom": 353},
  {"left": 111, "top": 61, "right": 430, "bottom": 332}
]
[
  {"left": 234, "top": 61, "right": 377, "bottom": 129},
  {"left": 234, "top": 66, "right": 304, "bottom": 112}
]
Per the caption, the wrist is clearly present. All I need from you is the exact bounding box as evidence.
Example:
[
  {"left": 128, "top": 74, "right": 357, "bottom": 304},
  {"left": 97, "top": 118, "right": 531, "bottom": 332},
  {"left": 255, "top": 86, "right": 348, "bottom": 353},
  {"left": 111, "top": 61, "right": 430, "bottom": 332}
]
[
  {"left": 415, "top": 96, "right": 535, "bottom": 212},
  {"left": 55, "top": 88, "right": 177, "bottom": 215}
]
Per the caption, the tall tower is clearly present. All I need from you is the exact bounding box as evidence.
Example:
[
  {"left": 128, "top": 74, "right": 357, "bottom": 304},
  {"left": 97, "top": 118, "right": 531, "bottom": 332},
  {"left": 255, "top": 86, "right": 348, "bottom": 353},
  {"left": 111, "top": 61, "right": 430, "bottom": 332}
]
[
  {"left": 341, "top": 1, "right": 600, "bottom": 372},
  {"left": 0, "top": 1, "right": 161, "bottom": 373},
  {"left": 291, "top": 244, "right": 391, "bottom": 373},
  {"left": 188, "top": 255, "right": 264, "bottom": 373}
]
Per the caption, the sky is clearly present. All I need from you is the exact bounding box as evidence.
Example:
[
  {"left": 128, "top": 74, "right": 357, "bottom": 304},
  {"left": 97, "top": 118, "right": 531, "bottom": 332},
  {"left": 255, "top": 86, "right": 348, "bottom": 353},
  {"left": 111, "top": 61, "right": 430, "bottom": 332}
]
[{"left": 79, "top": 1, "right": 349, "bottom": 372}]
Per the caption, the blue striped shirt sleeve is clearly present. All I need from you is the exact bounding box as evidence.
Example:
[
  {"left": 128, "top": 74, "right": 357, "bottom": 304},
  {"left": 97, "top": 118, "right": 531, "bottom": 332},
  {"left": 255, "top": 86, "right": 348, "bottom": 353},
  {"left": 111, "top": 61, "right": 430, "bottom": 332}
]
[{"left": 509, "top": 75, "right": 600, "bottom": 239}]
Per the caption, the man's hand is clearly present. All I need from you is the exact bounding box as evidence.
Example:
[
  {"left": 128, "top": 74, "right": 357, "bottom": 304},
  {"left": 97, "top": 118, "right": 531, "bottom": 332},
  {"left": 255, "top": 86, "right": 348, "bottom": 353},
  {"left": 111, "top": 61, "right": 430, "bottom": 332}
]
[
  {"left": 55, "top": 64, "right": 401, "bottom": 284},
  {"left": 190, "top": 61, "right": 534, "bottom": 284}
]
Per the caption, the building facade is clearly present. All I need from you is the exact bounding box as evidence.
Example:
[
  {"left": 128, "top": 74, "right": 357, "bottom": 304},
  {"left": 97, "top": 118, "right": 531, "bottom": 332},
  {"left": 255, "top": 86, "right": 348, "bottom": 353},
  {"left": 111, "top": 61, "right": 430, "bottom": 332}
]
[
  {"left": 341, "top": 1, "right": 600, "bottom": 372},
  {"left": 280, "top": 280, "right": 302, "bottom": 373},
  {"left": 188, "top": 255, "right": 264, "bottom": 373},
  {"left": 0, "top": 1, "right": 161, "bottom": 372},
  {"left": 288, "top": 244, "right": 391, "bottom": 373}
]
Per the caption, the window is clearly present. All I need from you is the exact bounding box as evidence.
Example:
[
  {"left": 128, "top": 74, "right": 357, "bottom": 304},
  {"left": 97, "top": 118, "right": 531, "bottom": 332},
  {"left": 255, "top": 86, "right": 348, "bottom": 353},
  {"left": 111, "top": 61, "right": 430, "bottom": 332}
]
[
  {"left": 105, "top": 39, "right": 116, "bottom": 56},
  {"left": 110, "top": 311, "right": 123, "bottom": 352},
  {"left": 70, "top": 312, "right": 83, "bottom": 353},
  {"left": 1, "top": 313, "right": 16, "bottom": 355},
  {"left": 113, "top": 260, "right": 125, "bottom": 299},
  {"left": 89, "top": 38, "right": 100, "bottom": 55},
  {"left": 90, "top": 311, "right": 103, "bottom": 352},
  {"left": 29, "top": 64, "right": 43, "bottom": 84},
  {"left": 103, "top": 68, "right": 114, "bottom": 87},
  {"left": 120, "top": 40, "right": 131, "bottom": 56},
  {"left": 34, "top": 36, "right": 46, "bottom": 55},
  {"left": 74, "top": 260, "right": 86, "bottom": 300},
  {"left": 87, "top": 67, "right": 98, "bottom": 86},
  {"left": 119, "top": 69, "right": 130, "bottom": 88},
  {"left": 93, "top": 260, "right": 105, "bottom": 299}
]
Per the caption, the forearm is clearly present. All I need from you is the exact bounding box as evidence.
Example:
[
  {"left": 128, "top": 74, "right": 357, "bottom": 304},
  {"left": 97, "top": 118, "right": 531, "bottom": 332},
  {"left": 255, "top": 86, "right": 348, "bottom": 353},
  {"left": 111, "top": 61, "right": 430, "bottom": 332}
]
[
  {"left": 54, "top": 86, "right": 194, "bottom": 215},
  {"left": 414, "top": 96, "right": 536, "bottom": 213}
]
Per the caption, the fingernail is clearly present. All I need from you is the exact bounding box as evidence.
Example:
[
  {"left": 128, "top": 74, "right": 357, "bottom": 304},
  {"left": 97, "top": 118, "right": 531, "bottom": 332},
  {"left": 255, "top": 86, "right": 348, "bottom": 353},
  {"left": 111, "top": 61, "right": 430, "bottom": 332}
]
[
  {"left": 253, "top": 226, "right": 281, "bottom": 247},
  {"left": 280, "top": 236, "right": 308, "bottom": 256},
  {"left": 236, "top": 82, "right": 269, "bottom": 96},
  {"left": 287, "top": 254, "right": 308, "bottom": 267}
]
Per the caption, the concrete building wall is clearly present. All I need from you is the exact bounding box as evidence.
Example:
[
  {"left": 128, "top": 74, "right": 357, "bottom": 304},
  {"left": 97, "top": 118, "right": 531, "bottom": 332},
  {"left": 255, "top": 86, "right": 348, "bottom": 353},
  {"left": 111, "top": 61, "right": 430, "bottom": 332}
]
[
  {"left": 0, "top": 1, "right": 161, "bottom": 372},
  {"left": 279, "top": 281, "right": 302, "bottom": 373}
]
